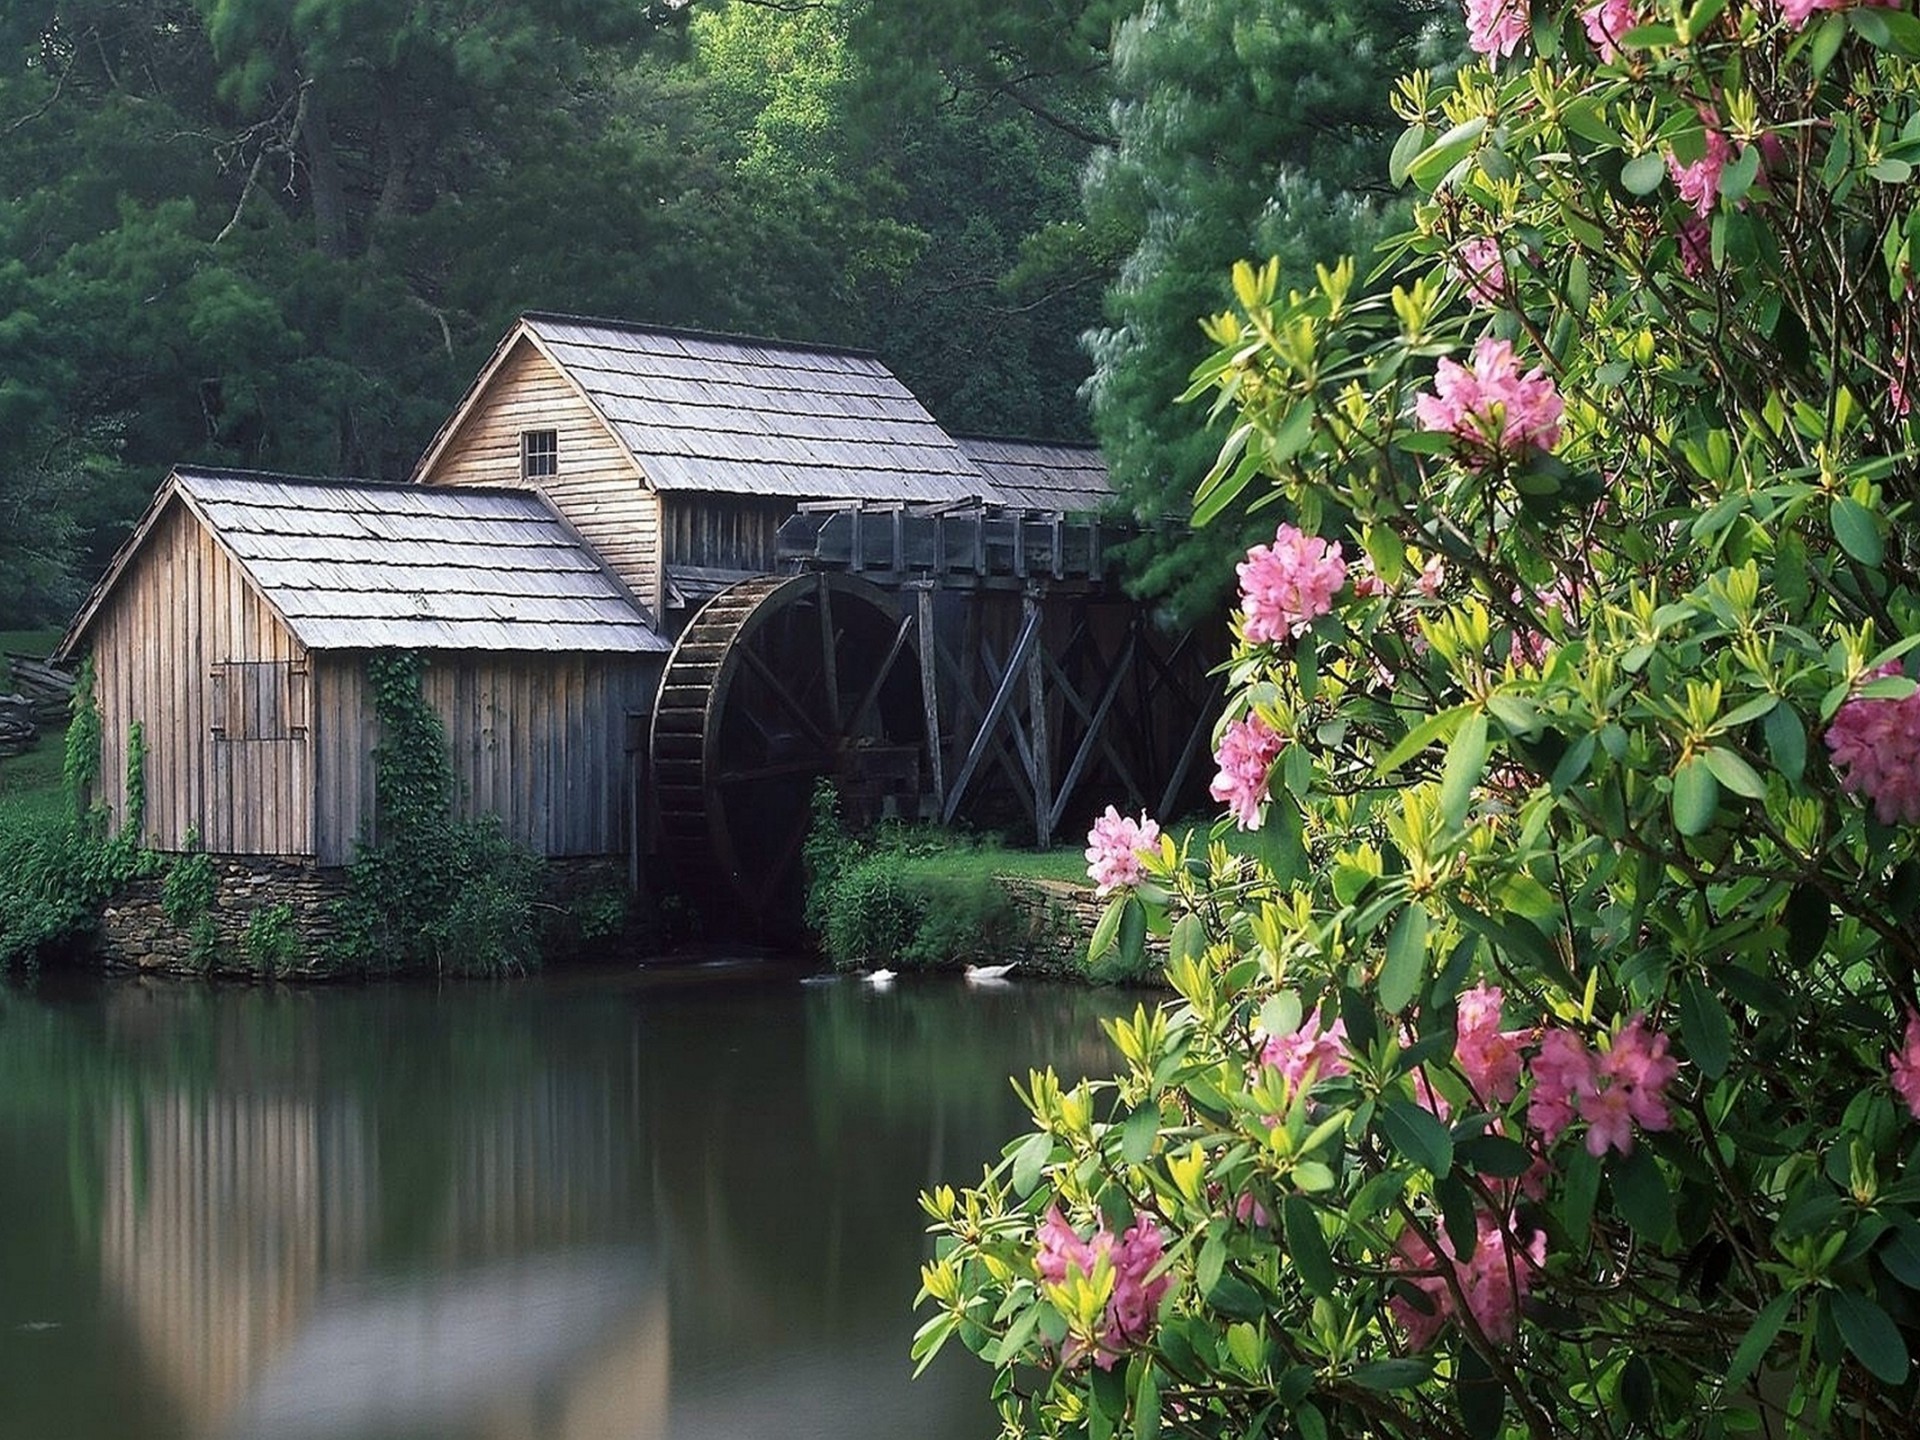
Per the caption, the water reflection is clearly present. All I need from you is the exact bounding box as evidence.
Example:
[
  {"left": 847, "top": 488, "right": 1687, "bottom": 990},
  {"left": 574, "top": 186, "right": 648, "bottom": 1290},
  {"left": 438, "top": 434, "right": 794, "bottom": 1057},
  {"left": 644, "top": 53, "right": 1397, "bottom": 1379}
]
[{"left": 0, "top": 969, "right": 1132, "bottom": 1440}]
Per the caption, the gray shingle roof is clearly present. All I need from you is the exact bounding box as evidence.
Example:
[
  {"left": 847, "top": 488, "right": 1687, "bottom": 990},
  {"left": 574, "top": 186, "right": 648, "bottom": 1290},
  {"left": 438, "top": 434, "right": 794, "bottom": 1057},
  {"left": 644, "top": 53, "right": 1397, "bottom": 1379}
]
[
  {"left": 521, "top": 314, "right": 1001, "bottom": 504},
  {"left": 176, "top": 470, "right": 668, "bottom": 653},
  {"left": 952, "top": 436, "right": 1113, "bottom": 513}
]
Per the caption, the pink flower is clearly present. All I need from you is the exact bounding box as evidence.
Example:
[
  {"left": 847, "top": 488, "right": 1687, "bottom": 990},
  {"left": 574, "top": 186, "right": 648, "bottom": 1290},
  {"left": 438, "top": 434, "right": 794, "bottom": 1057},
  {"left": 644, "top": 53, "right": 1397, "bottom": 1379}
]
[
  {"left": 1209, "top": 713, "right": 1286, "bottom": 830},
  {"left": 1581, "top": 0, "right": 1639, "bottom": 59},
  {"left": 1035, "top": 1207, "right": 1172, "bottom": 1369},
  {"left": 1414, "top": 337, "right": 1564, "bottom": 468},
  {"left": 1891, "top": 1010, "right": 1920, "bottom": 1120},
  {"left": 1237, "top": 524, "right": 1348, "bottom": 644},
  {"left": 1390, "top": 1213, "right": 1546, "bottom": 1349},
  {"left": 1668, "top": 121, "right": 1732, "bottom": 220},
  {"left": 1350, "top": 557, "right": 1387, "bottom": 599},
  {"left": 1465, "top": 0, "right": 1530, "bottom": 58},
  {"left": 1453, "top": 236, "right": 1507, "bottom": 306},
  {"left": 1825, "top": 662, "right": 1920, "bottom": 825},
  {"left": 1527, "top": 1015, "right": 1679, "bottom": 1156},
  {"left": 1261, "top": 1012, "right": 1351, "bottom": 1094},
  {"left": 1526, "top": 1028, "right": 1593, "bottom": 1145},
  {"left": 1455, "top": 982, "right": 1530, "bottom": 1104},
  {"left": 1084, "top": 806, "right": 1161, "bottom": 895},
  {"left": 1232, "top": 1190, "right": 1273, "bottom": 1228},
  {"left": 1416, "top": 553, "right": 1447, "bottom": 598},
  {"left": 1776, "top": 0, "right": 1897, "bottom": 28}
]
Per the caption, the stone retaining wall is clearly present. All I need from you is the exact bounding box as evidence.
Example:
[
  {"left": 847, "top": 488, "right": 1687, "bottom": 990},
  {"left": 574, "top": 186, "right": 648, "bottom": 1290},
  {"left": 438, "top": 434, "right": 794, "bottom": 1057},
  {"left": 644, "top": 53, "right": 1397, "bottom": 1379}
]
[
  {"left": 98, "top": 858, "right": 349, "bottom": 975},
  {"left": 98, "top": 854, "right": 630, "bottom": 976}
]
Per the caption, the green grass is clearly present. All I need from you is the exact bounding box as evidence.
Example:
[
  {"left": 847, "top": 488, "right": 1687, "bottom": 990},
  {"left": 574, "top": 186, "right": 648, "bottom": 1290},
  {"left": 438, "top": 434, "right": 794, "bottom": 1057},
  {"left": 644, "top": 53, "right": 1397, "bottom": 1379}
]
[{"left": 0, "top": 725, "right": 69, "bottom": 829}]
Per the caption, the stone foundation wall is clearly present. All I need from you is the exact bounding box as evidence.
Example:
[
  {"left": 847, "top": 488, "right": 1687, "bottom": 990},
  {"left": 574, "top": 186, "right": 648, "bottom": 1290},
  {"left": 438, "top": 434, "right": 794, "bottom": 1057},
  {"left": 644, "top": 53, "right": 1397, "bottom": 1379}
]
[
  {"left": 98, "top": 858, "right": 350, "bottom": 975},
  {"left": 98, "top": 853, "right": 632, "bottom": 977}
]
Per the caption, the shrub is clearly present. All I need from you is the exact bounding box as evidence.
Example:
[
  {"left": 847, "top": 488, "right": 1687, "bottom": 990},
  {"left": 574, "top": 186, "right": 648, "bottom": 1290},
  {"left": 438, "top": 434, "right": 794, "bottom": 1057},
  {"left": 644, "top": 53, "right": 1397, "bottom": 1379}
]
[
  {"left": 241, "top": 902, "right": 301, "bottom": 977},
  {"left": 920, "top": 5, "right": 1920, "bottom": 1438},
  {"left": 326, "top": 653, "right": 544, "bottom": 977}
]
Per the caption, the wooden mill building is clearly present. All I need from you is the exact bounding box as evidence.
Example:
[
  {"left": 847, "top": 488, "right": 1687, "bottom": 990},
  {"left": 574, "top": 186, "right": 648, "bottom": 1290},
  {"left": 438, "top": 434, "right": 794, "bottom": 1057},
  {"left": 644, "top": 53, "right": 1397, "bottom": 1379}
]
[
  {"left": 409, "top": 314, "right": 1110, "bottom": 627},
  {"left": 58, "top": 468, "right": 668, "bottom": 864},
  {"left": 58, "top": 312, "right": 1160, "bottom": 931}
]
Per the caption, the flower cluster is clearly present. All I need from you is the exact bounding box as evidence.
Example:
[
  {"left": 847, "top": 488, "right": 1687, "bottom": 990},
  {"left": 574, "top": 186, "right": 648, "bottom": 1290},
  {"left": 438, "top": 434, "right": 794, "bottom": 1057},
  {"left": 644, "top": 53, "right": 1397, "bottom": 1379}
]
[
  {"left": 1581, "top": 0, "right": 1638, "bottom": 60},
  {"left": 1465, "top": 0, "right": 1529, "bottom": 57},
  {"left": 1390, "top": 1214, "right": 1547, "bottom": 1350},
  {"left": 1776, "top": 0, "right": 1898, "bottom": 28},
  {"left": 1209, "top": 713, "right": 1286, "bottom": 830},
  {"left": 1084, "top": 806, "right": 1161, "bottom": 895},
  {"left": 1237, "top": 524, "right": 1348, "bottom": 644},
  {"left": 1892, "top": 1011, "right": 1920, "bottom": 1120},
  {"left": 1035, "top": 1208, "right": 1172, "bottom": 1369},
  {"left": 1414, "top": 337, "right": 1564, "bottom": 467},
  {"left": 1825, "top": 662, "right": 1920, "bottom": 825},
  {"left": 1452, "top": 236, "right": 1506, "bottom": 307},
  {"left": 1455, "top": 982, "right": 1531, "bottom": 1103},
  {"left": 1527, "top": 1015, "right": 1680, "bottom": 1157},
  {"left": 1667, "top": 120, "right": 1732, "bottom": 220},
  {"left": 1260, "top": 1012, "right": 1351, "bottom": 1095}
]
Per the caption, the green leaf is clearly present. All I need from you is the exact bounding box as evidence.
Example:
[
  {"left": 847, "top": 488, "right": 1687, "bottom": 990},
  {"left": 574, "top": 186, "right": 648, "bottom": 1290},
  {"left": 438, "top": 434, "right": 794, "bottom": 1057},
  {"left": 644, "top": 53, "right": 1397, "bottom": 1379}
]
[
  {"left": 1205, "top": 1272, "right": 1267, "bottom": 1320},
  {"left": 1122, "top": 1105, "right": 1161, "bottom": 1165},
  {"left": 1611, "top": 1145, "right": 1674, "bottom": 1244},
  {"left": 1390, "top": 123, "right": 1432, "bottom": 187},
  {"left": 1671, "top": 754, "right": 1720, "bottom": 836},
  {"left": 1133, "top": 1362, "right": 1163, "bottom": 1440},
  {"left": 1089, "top": 894, "right": 1126, "bottom": 962},
  {"left": 1351, "top": 1358, "right": 1433, "bottom": 1391},
  {"left": 1830, "top": 1289, "right": 1910, "bottom": 1385},
  {"left": 1621, "top": 150, "right": 1668, "bottom": 194},
  {"left": 1408, "top": 116, "right": 1487, "bottom": 190},
  {"left": 1718, "top": 144, "right": 1762, "bottom": 201},
  {"left": 1440, "top": 709, "right": 1490, "bottom": 829},
  {"left": 1283, "top": 1196, "right": 1338, "bottom": 1298},
  {"left": 1878, "top": 1218, "right": 1920, "bottom": 1290},
  {"left": 1764, "top": 704, "right": 1807, "bottom": 782},
  {"left": 1169, "top": 912, "right": 1207, "bottom": 969},
  {"left": 1375, "top": 702, "right": 1473, "bottom": 776},
  {"left": 1196, "top": 1234, "right": 1226, "bottom": 1296},
  {"left": 1677, "top": 972, "right": 1732, "bottom": 1080},
  {"left": 1832, "top": 495, "right": 1884, "bottom": 566},
  {"left": 1378, "top": 1097, "right": 1454, "bottom": 1177},
  {"left": 1701, "top": 745, "right": 1767, "bottom": 800},
  {"left": 1012, "top": 1129, "right": 1053, "bottom": 1196},
  {"left": 1378, "top": 903, "right": 1429, "bottom": 1013},
  {"left": 1456, "top": 1131, "right": 1535, "bottom": 1178},
  {"left": 1727, "top": 1291, "right": 1796, "bottom": 1388},
  {"left": 1456, "top": 1344, "right": 1504, "bottom": 1439}
]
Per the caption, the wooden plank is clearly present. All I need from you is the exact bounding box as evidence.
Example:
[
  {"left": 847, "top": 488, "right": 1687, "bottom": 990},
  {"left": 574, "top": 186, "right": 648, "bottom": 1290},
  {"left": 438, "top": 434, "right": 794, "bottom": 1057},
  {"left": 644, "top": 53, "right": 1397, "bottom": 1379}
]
[
  {"left": 941, "top": 604, "right": 1041, "bottom": 824},
  {"left": 916, "top": 586, "right": 944, "bottom": 813}
]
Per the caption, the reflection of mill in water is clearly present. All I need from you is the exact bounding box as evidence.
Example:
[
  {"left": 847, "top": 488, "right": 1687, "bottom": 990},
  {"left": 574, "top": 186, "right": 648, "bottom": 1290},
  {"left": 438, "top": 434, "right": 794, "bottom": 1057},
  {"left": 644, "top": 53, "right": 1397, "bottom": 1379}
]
[{"left": 99, "top": 1075, "right": 670, "bottom": 1440}]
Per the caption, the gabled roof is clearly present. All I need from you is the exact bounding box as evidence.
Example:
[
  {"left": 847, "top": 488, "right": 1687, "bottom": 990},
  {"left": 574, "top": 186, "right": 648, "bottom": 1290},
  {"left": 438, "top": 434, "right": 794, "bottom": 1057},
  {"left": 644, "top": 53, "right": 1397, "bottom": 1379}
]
[
  {"left": 952, "top": 436, "right": 1113, "bottom": 513},
  {"left": 416, "top": 313, "right": 1004, "bottom": 505},
  {"left": 62, "top": 468, "right": 669, "bottom": 656}
]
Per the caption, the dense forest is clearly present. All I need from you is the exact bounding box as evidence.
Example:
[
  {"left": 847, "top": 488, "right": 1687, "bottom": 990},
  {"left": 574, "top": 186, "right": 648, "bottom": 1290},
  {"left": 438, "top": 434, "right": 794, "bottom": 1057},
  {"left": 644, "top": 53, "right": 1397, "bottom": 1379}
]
[{"left": 0, "top": 0, "right": 1454, "bottom": 627}]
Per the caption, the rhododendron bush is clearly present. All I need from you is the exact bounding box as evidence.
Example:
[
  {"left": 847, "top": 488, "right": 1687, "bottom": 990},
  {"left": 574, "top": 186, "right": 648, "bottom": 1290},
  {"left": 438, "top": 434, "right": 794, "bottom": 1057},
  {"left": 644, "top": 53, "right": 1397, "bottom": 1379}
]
[{"left": 915, "top": 2, "right": 1920, "bottom": 1436}]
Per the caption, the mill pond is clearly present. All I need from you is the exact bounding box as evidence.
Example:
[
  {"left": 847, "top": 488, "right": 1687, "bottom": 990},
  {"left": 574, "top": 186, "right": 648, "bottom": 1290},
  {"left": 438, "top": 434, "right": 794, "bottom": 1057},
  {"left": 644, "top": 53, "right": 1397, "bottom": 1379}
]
[{"left": 0, "top": 963, "right": 1132, "bottom": 1440}]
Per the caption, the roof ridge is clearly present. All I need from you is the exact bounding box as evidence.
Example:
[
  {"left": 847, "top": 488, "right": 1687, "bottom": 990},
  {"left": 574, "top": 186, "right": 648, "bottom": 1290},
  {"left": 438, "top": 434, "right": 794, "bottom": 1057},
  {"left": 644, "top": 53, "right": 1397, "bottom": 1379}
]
[
  {"left": 950, "top": 433, "right": 1105, "bottom": 452},
  {"left": 174, "top": 466, "right": 545, "bottom": 502},
  {"left": 520, "top": 311, "right": 881, "bottom": 362}
]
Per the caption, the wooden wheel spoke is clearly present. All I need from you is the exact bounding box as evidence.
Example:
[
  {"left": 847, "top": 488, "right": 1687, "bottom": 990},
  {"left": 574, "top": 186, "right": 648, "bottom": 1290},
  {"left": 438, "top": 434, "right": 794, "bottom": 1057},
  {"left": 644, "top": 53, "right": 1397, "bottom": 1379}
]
[{"left": 739, "top": 644, "right": 833, "bottom": 751}]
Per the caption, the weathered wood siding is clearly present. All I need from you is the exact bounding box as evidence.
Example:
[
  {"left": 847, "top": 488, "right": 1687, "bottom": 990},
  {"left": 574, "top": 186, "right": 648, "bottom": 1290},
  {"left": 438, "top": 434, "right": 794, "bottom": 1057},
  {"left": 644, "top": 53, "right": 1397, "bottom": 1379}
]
[
  {"left": 663, "top": 495, "right": 793, "bottom": 575},
  {"left": 312, "top": 651, "right": 660, "bottom": 865},
  {"left": 89, "top": 504, "right": 314, "bottom": 856},
  {"left": 420, "top": 340, "right": 666, "bottom": 616}
]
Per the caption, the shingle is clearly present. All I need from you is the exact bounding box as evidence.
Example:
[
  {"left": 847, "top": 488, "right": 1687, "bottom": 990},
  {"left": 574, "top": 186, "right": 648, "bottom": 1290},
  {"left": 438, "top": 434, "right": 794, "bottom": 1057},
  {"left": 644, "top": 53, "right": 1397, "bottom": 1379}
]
[{"left": 175, "top": 469, "right": 669, "bottom": 654}]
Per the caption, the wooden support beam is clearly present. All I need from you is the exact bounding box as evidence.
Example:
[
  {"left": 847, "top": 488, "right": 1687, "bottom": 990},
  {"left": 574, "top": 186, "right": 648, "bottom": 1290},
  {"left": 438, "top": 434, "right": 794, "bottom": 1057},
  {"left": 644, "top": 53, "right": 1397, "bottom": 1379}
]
[
  {"left": 942, "top": 604, "right": 1042, "bottom": 824},
  {"left": 816, "top": 575, "right": 841, "bottom": 734},
  {"left": 1047, "top": 628, "right": 1139, "bottom": 833},
  {"left": 844, "top": 609, "right": 917, "bottom": 739},
  {"left": 915, "top": 585, "right": 944, "bottom": 814},
  {"left": 1025, "top": 590, "right": 1051, "bottom": 847}
]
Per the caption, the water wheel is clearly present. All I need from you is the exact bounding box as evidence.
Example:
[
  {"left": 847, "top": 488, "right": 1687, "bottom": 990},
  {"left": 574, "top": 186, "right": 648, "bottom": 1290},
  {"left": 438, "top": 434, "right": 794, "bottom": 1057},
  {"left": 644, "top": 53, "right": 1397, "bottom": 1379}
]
[{"left": 650, "top": 572, "right": 927, "bottom": 933}]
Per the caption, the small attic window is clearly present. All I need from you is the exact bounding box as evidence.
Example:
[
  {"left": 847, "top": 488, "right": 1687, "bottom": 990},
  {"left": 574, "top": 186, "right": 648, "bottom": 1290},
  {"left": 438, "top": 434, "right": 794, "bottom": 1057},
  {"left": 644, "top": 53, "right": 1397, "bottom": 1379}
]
[{"left": 522, "top": 429, "right": 558, "bottom": 479}]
